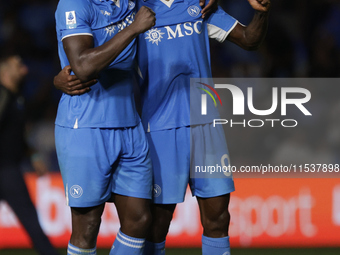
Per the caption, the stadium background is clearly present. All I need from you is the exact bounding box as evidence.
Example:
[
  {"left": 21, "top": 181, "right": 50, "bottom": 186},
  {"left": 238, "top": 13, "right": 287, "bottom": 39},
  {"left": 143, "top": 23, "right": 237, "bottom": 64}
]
[{"left": 1, "top": 0, "right": 340, "bottom": 254}]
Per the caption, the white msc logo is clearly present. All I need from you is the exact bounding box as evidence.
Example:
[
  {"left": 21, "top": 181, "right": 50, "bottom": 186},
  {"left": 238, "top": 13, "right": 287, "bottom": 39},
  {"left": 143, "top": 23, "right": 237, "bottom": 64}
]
[
  {"left": 105, "top": 12, "right": 135, "bottom": 36},
  {"left": 105, "top": 25, "right": 116, "bottom": 36},
  {"left": 101, "top": 10, "right": 111, "bottom": 16},
  {"left": 145, "top": 28, "right": 165, "bottom": 45},
  {"left": 187, "top": 5, "right": 200, "bottom": 17},
  {"left": 223, "top": 252, "right": 230, "bottom": 255},
  {"left": 145, "top": 21, "right": 203, "bottom": 45},
  {"left": 153, "top": 184, "right": 162, "bottom": 197},
  {"left": 70, "top": 185, "right": 83, "bottom": 198}
]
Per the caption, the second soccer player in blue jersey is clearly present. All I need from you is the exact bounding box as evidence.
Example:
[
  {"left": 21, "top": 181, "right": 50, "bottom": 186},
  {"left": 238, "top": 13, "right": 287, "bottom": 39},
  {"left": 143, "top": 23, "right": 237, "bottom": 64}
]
[
  {"left": 135, "top": 1, "right": 270, "bottom": 255},
  {"left": 54, "top": 0, "right": 270, "bottom": 254}
]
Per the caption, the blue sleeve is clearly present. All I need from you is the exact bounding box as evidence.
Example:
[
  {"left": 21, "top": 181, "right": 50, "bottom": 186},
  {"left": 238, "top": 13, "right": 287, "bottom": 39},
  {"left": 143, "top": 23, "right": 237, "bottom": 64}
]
[
  {"left": 55, "top": 0, "right": 94, "bottom": 41},
  {"left": 206, "top": 6, "right": 238, "bottom": 42}
]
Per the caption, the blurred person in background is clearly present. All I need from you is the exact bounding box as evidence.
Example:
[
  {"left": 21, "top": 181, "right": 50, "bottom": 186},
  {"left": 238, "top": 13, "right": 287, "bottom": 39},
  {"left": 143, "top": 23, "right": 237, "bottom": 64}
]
[{"left": 0, "top": 54, "right": 60, "bottom": 255}]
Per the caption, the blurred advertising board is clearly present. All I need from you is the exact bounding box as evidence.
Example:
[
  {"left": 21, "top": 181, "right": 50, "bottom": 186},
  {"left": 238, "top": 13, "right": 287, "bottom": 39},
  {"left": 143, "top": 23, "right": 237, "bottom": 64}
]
[{"left": 0, "top": 173, "right": 340, "bottom": 248}]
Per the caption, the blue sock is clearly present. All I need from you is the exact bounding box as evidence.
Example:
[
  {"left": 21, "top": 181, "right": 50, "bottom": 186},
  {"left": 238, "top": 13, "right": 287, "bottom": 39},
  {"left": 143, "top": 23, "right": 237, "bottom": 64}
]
[
  {"left": 144, "top": 240, "right": 166, "bottom": 255},
  {"left": 110, "top": 229, "right": 146, "bottom": 255},
  {"left": 67, "top": 242, "right": 96, "bottom": 255},
  {"left": 202, "top": 235, "right": 231, "bottom": 255}
]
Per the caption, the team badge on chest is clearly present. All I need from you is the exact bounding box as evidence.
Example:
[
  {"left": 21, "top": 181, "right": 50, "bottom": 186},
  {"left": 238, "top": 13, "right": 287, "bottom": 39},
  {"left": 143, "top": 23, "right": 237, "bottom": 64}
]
[{"left": 187, "top": 5, "right": 200, "bottom": 17}]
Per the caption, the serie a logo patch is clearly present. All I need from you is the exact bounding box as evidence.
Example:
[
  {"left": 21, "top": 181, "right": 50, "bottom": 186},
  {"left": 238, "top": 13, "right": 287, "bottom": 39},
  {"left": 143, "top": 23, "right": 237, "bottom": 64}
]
[{"left": 66, "top": 11, "right": 77, "bottom": 29}]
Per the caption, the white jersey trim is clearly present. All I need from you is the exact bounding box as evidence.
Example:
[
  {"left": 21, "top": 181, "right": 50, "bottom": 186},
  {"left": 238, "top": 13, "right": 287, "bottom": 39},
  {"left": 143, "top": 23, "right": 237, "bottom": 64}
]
[
  {"left": 65, "top": 183, "right": 69, "bottom": 206},
  {"left": 113, "top": 0, "right": 121, "bottom": 8},
  {"left": 118, "top": 231, "right": 145, "bottom": 244},
  {"left": 136, "top": 64, "right": 143, "bottom": 80},
  {"left": 61, "top": 33, "right": 93, "bottom": 41},
  {"left": 160, "top": 0, "right": 175, "bottom": 8},
  {"left": 207, "top": 20, "right": 238, "bottom": 43}
]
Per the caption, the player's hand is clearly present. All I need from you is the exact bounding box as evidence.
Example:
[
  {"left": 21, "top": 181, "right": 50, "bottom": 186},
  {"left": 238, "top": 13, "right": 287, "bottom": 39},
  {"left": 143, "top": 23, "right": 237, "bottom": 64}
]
[
  {"left": 247, "top": 0, "right": 271, "bottom": 13},
  {"left": 132, "top": 6, "right": 156, "bottom": 34},
  {"left": 54, "top": 65, "right": 97, "bottom": 95},
  {"left": 199, "top": 0, "right": 218, "bottom": 19}
]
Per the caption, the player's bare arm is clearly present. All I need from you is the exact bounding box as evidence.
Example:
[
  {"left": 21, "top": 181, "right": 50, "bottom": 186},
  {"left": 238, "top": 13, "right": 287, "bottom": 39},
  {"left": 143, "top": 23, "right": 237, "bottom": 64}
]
[
  {"left": 227, "top": 0, "right": 271, "bottom": 51},
  {"left": 63, "top": 6, "right": 156, "bottom": 82},
  {"left": 53, "top": 65, "right": 97, "bottom": 95},
  {"left": 199, "top": 0, "right": 218, "bottom": 18}
]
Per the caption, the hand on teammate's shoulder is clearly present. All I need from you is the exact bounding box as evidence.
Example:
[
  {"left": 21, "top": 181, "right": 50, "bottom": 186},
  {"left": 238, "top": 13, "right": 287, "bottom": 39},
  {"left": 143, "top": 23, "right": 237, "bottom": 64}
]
[{"left": 199, "top": 0, "right": 218, "bottom": 19}]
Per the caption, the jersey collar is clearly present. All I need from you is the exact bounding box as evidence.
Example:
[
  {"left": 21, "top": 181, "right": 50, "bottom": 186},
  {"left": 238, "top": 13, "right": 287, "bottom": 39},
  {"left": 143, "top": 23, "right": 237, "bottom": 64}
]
[
  {"left": 159, "top": 0, "right": 174, "bottom": 8},
  {"left": 94, "top": 0, "right": 120, "bottom": 6},
  {"left": 143, "top": 0, "right": 186, "bottom": 8}
]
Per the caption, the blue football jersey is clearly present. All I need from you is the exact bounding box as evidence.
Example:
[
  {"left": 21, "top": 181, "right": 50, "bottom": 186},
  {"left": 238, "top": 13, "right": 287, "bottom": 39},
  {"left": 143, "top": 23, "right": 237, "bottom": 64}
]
[
  {"left": 55, "top": 0, "right": 140, "bottom": 128},
  {"left": 136, "top": 0, "right": 237, "bottom": 132}
]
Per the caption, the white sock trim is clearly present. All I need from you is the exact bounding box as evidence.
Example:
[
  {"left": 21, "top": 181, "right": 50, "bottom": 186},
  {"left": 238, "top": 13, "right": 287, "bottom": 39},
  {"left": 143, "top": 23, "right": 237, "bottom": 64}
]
[
  {"left": 116, "top": 235, "right": 145, "bottom": 249},
  {"left": 118, "top": 231, "right": 145, "bottom": 244}
]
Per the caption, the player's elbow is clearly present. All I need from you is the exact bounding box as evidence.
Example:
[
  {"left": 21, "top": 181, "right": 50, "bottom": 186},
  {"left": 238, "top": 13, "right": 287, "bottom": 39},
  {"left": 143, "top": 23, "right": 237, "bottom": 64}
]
[
  {"left": 243, "top": 42, "right": 261, "bottom": 51},
  {"left": 77, "top": 73, "right": 95, "bottom": 83},
  {"left": 72, "top": 65, "right": 97, "bottom": 82},
  {"left": 240, "top": 32, "right": 264, "bottom": 51},
  {"left": 240, "top": 37, "right": 263, "bottom": 51}
]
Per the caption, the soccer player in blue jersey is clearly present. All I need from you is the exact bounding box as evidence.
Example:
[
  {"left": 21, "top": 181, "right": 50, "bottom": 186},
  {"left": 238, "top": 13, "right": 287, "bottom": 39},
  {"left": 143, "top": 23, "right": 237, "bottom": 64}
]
[
  {"left": 54, "top": 1, "right": 270, "bottom": 254},
  {"left": 54, "top": 1, "right": 156, "bottom": 255},
  {"left": 135, "top": 1, "right": 270, "bottom": 255}
]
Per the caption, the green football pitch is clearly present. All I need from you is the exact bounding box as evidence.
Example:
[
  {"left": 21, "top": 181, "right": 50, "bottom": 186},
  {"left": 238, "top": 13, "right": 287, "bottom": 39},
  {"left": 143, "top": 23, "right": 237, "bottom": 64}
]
[{"left": 1, "top": 248, "right": 340, "bottom": 255}]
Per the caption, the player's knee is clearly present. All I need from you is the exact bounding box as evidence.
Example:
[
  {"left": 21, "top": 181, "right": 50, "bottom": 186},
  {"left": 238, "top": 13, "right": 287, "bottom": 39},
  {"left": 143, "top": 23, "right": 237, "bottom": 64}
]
[
  {"left": 71, "top": 216, "right": 101, "bottom": 247},
  {"left": 84, "top": 216, "right": 102, "bottom": 236},
  {"left": 153, "top": 210, "right": 173, "bottom": 234},
  {"left": 201, "top": 210, "right": 230, "bottom": 236},
  {"left": 155, "top": 215, "right": 172, "bottom": 232},
  {"left": 136, "top": 210, "right": 152, "bottom": 229},
  {"left": 153, "top": 204, "right": 176, "bottom": 230},
  {"left": 123, "top": 209, "right": 152, "bottom": 233}
]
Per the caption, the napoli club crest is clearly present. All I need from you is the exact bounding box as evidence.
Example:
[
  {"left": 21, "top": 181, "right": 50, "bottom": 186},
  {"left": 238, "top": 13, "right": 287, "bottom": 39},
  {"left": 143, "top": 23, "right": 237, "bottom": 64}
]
[
  {"left": 70, "top": 185, "right": 83, "bottom": 198},
  {"left": 187, "top": 5, "right": 200, "bottom": 17},
  {"left": 153, "top": 184, "right": 162, "bottom": 197}
]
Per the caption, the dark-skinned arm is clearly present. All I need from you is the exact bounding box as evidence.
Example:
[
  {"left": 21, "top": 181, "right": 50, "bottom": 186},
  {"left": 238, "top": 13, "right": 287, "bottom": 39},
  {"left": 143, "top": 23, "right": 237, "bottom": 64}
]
[
  {"left": 53, "top": 65, "right": 96, "bottom": 95},
  {"left": 227, "top": 0, "right": 270, "bottom": 51},
  {"left": 199, "top": 0, "right": 218, "bottom": 18},
  {"left": 63, "top": 6, "right": 155, "bottom": 82}
]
